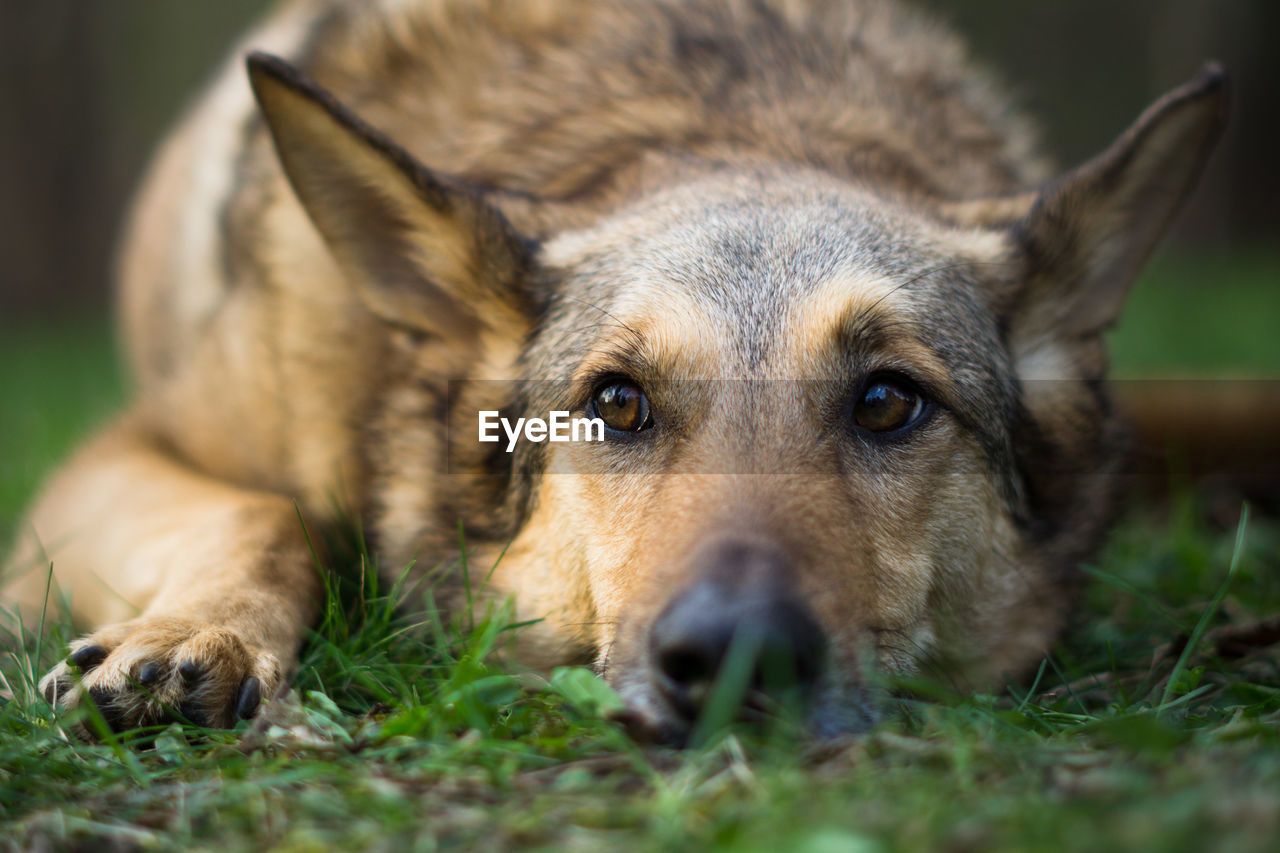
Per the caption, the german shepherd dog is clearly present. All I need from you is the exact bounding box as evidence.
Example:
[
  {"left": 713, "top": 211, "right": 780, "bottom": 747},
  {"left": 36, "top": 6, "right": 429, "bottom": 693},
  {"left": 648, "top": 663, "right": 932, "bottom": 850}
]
[{"left": 3, "top": 0, "right": 1226, "bottom": 743}]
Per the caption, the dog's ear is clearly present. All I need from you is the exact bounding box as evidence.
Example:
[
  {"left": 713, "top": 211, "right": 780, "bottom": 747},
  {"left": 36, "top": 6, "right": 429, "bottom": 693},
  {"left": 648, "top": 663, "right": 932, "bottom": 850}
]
[
  {"left": 247, "top": 52, "right": 534, "bottom": 338},
  {"left": 939, "top": 68, "right": 1227, "bottom": 553},
  {"left": 946, "top": 65, "right": 1228, "bottom": 366}
]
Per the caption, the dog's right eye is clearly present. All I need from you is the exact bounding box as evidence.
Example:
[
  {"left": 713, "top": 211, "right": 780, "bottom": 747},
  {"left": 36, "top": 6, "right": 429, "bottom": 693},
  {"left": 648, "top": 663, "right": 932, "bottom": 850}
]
[{"left": 590, "top": 380, "right": 653, "bottom": 433}]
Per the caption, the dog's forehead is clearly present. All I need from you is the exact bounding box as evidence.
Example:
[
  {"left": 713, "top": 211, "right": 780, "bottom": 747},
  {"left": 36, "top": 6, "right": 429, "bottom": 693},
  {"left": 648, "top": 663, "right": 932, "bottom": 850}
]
[{"left": 541, "top": 172, "right": 996, "bottom": 375}]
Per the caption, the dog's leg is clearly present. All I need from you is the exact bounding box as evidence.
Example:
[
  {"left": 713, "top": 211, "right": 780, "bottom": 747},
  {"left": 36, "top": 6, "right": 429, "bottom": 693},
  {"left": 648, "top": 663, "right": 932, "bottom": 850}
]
[{"left": 3, "top": 412, "right": 320, "bottom": 731}]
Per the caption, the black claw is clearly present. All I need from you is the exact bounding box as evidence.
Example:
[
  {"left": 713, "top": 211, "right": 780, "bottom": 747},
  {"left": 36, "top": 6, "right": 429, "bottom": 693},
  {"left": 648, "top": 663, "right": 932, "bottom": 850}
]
[
  {"left": 236, "top": 677, "right": 262, "bottom": 720},
  {"left": 178, "top": 660, "right": 203, "bottom": 682},
  {"left": 137, "top": 661, "right": 162, "bottom": 686},
  {"left": 69, "top": 645, "right": 108, "bottom": 672}
]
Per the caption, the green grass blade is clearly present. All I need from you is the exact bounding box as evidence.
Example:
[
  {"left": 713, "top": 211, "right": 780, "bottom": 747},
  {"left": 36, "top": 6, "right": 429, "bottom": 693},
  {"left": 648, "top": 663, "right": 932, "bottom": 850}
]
[{"left": 1159, "top": 504, "right": 1250, "bottom": 712}]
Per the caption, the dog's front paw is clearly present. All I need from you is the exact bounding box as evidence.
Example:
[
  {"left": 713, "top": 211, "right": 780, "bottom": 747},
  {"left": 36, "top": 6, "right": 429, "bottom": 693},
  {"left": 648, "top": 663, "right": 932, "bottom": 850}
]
[{"left": 39, "top": 617, "right": 281, "bottom": 734}]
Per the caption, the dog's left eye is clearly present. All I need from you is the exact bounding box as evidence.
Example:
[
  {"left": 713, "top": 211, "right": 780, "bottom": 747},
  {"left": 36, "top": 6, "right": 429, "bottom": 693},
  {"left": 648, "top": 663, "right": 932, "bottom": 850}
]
[
  {"left": 850, "top": 375, "right": 927, "bottom": 435},
  {"left": 590, "top": 380, "right": 653, "bottom": 433}
]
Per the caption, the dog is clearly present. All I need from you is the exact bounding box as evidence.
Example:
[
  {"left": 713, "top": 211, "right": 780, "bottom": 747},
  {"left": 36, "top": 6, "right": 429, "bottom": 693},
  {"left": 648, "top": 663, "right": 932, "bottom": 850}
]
[{"left": 2, "top": 0, "right": 1227, "bottom": 743}]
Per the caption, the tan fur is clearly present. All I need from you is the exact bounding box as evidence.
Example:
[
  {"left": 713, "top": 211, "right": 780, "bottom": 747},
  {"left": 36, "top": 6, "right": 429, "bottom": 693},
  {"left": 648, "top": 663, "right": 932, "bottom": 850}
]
[{"left": 3, "top": 0, "right": 1226, "bottom": 740}]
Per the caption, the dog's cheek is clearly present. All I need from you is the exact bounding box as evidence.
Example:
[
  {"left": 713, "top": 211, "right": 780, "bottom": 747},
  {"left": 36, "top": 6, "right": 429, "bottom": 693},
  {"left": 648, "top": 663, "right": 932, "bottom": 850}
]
[
  {"left": 475, "top": 474, "right": 596, "bottom": 666},
  {"left": 804, "top": 435, "right": 1015, "bottom": 682},
  {"left": 491, "top": 460, "right": 676, "bottom": 665},
  {"left": 920, "top": 461, "right": 1061, "bottom": 686}
]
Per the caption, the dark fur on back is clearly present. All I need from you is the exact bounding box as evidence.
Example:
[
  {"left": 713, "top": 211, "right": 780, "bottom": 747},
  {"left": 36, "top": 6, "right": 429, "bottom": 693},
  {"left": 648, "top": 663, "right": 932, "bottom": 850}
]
[{"left": 223, "top": 0, "right": 1045, "bottom": 243}]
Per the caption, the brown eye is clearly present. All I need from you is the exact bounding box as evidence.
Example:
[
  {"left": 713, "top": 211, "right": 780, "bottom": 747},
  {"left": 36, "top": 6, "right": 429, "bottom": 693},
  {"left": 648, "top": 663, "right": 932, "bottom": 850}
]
[
  {"left": 591, "top": 380, "right": 652, "bottom": 432},
  {"left": 851, "top": 377, "right": 925, "bottom": 434}
]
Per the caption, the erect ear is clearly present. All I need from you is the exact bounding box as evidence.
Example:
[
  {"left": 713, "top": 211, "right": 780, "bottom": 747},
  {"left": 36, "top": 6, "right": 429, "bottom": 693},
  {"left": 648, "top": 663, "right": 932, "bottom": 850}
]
[
  {"left": 945, "top": 65, "right": 1229, "bottom": 363},
  {"left": 246, "top": 52, "right": 534, "bottom": 337},
  {"left": 937, "top": 68, "right": 1227, "bottom": 555}
]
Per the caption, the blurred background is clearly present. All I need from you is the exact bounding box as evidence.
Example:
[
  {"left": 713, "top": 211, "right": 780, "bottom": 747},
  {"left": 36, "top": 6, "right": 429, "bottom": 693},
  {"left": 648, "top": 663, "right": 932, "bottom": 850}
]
[
  {"left": 0, "top": 0, "right": 1276, "bottom": 323},
  {"left": 0, "top": 0, "right": 1276, "bottom": 536}
]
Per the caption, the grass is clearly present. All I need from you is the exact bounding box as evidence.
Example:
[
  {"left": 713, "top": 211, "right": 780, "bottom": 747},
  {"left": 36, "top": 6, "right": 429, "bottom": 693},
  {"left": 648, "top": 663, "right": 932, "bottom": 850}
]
[
  {"left": 3, "top": 498, "right": 1278, "bottom": 851},
  {"left": 2, "top": 254, "right": 1279, "bottom": 850}
]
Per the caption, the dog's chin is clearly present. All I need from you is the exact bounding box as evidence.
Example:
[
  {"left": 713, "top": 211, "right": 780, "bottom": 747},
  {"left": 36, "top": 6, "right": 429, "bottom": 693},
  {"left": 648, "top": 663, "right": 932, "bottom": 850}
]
[{"left": 609, "top": 672, "right": 883, "bottom": 748}]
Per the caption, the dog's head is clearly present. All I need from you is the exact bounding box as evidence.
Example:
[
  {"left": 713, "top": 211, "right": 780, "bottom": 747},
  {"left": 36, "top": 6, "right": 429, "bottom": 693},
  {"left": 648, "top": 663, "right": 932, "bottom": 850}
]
[{"left": 249, "top": 55, "right": 1227, "bottom": 742}]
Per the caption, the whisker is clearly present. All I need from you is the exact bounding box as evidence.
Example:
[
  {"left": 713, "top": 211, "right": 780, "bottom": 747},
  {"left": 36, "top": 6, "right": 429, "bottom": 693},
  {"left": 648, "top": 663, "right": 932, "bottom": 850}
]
[
  {"left": 861, "top": 258, "right": 1017, "bottom": 319},
  {"left": 554, "top": 294, "right": 644, "bottom": 344}
]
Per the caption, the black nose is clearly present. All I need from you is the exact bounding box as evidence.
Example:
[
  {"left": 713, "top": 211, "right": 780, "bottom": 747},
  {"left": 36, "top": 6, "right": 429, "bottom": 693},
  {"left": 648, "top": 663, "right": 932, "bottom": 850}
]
[{"left": 649, "top": 541, "right": 826, "bottom": 720}]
